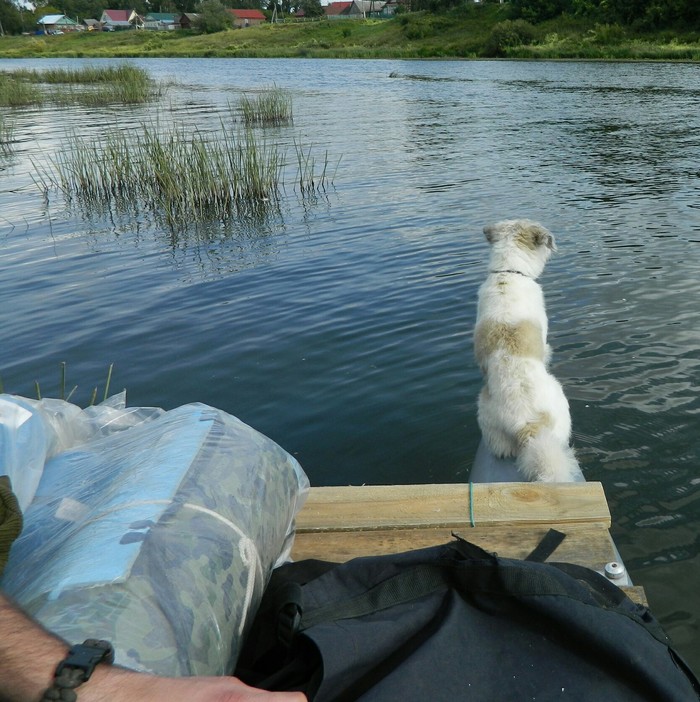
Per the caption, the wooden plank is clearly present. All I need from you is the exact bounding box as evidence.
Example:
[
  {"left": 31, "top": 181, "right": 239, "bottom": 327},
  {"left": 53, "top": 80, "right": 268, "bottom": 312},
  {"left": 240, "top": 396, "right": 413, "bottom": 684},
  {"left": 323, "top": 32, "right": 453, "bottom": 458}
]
[
  {"left": 292, "top": 523, "right": 616, "bottom": 567},
  {"left": 296, "top": 482, "right": 611, "bottom": 532},
  {"left": 291, "top": 482, "right": 646, "bottom": 605}
]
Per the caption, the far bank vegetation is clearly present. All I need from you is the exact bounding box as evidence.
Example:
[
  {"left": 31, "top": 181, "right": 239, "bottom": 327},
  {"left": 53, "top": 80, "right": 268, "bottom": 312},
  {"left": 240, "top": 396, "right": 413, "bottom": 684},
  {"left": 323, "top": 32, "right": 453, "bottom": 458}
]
[{"left": 0, "top": 0, "right": 699, "bottom": 60}]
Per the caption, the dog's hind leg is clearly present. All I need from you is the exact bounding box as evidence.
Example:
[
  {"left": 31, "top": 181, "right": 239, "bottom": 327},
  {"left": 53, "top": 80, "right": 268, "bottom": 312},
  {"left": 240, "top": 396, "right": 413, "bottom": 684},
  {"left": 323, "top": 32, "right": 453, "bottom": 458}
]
[{"left": 516, "top": 428, "right": 580, "bottom": 482}]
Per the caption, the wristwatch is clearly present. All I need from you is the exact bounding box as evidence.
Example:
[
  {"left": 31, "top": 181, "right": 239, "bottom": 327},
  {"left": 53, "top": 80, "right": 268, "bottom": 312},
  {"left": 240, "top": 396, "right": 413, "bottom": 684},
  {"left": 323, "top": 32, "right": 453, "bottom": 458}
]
[{"left": 41, "top": 639, "right": 114, "bottom": 702}]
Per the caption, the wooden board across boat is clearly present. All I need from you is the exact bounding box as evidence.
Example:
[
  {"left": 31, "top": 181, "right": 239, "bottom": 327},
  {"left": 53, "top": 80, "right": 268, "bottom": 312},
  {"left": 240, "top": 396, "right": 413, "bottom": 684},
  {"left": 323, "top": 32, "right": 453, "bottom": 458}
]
[{"left": 292, "top": 481, "right": 646, "bottom": 605}]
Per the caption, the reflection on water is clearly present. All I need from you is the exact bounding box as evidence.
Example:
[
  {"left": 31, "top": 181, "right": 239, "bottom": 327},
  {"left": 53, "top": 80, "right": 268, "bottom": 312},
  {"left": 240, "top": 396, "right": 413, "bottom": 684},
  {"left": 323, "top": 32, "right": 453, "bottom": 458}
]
[{"left": 1, "top": 57, "right": 700, "bottom": 673}]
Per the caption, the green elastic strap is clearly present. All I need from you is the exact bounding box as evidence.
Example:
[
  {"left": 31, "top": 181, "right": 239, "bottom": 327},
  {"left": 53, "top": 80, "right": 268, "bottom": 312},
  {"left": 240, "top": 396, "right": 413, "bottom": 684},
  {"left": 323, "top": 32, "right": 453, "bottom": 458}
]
[{"left": 0, "top": 475, "right": 23, "bottom": 577}]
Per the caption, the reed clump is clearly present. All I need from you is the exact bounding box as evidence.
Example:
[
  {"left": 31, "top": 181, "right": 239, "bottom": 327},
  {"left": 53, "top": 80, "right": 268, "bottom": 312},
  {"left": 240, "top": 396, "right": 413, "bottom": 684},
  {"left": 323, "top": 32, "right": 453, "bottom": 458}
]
[
  {"left": 239, "top": 86, "right": 293, "bottom": 126},
  {"left": 34, "top": 123, "right": 289, "bottom": 229},
  {"left": 0, "top": 64, "right": 157, "bottom": 107},
  {"left": 0, "top": 73, "right": 43, "bottom": 107},
  {"left": 0, "top": 114, "right": 14, "bottom": 154},
  {"left": 294, "top": 140, "right": 338, "bottom": 195},
  {"left": 7, "top": 64, "right": 147, "bottom": 85},
  {"left": 34, "top": 120, "right": 336, "bottom": 229}
]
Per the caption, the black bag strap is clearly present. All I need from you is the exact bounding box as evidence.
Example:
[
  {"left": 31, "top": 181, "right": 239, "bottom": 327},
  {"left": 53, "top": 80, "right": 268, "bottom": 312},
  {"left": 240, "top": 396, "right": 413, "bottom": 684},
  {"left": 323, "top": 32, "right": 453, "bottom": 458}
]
[{"left": 525, "top": 528, "right": 566, "bottom": 562}]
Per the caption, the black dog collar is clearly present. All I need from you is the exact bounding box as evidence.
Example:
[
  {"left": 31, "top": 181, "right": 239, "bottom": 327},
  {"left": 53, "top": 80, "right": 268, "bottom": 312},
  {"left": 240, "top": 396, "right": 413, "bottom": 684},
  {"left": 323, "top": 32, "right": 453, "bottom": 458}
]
[{"left": 489, "top": 269, "right": 530, "bottom": 278}]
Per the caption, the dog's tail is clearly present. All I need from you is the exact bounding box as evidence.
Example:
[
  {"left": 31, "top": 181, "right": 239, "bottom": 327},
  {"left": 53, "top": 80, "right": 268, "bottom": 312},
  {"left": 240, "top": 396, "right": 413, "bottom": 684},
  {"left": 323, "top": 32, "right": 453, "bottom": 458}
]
[{"left": 516, "top": 427, "right": 580, "bottom": 482}]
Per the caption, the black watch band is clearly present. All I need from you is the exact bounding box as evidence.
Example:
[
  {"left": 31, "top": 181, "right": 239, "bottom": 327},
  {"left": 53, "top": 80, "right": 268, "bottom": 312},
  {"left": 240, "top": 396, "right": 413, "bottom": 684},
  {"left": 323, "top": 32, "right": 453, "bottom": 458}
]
[{"left": 42, "top": 639, "right": 114, "bottom": 702}]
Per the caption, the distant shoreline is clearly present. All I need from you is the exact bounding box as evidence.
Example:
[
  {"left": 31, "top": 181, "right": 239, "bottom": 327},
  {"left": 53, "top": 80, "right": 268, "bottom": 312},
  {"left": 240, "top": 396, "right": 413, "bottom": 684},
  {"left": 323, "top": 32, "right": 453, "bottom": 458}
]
[{"left": 1, "top": 10, "right": 699, "bottom": 62}]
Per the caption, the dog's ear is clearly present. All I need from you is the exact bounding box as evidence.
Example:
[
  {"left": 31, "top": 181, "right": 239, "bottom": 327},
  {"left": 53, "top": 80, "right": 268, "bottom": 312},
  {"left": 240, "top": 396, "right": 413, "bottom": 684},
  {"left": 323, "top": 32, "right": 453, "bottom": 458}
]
[
  {"left": 483, "top": 223, "right": 501, "bottom": 244},
  {"left": 519, "top": 222, "right": 557, "bottom": 252}
]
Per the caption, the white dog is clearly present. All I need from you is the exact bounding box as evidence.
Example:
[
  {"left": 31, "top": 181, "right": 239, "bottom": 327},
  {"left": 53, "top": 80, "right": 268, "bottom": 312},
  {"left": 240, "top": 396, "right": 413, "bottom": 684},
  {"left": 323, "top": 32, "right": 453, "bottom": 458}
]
[{"left": 474, "top": 219, "right": 580, "bottom": 482}]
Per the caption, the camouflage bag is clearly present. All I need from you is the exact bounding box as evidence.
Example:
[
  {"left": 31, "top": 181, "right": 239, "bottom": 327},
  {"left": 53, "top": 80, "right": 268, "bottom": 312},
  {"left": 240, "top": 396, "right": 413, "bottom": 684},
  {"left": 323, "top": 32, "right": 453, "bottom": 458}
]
[{"left": 1, "top": 403, "right": 308, "bottom": 676}]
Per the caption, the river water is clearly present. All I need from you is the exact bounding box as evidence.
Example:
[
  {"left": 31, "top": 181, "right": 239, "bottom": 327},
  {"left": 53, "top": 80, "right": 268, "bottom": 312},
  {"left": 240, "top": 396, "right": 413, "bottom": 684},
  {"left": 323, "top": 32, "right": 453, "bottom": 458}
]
[{"left": 1, "top": 57, "right": 699, "bottom": 672}]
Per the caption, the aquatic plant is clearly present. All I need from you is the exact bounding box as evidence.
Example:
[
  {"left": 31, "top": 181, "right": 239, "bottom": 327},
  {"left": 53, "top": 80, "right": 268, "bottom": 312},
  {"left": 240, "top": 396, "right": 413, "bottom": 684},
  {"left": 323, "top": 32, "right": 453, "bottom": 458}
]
[
  {"left": 0, "top": 73, "right": 43, "bottom": 107},
  {"left": 0, "top": 362, "right": 115, "bottom": 406},
  {"left": 0, "top": 113, "right": 14, "bottom": 153},
  {"left": 239, "top": 86, "right": 293, "bottom": 126},
  {"left": 34, "top": 121, "right": 337, "bottom": 230},
  {"left": 0, "top": 65, "right": 157, "bottom": 107},
  {"left": 293, "top": 140, "right": 338, "bottom": 194},
  {"left": 33, "top": 123, "right": 290, "bottom": 229},
  {"left": 8, "top": 64, "right": 147, "bottom": 85}
]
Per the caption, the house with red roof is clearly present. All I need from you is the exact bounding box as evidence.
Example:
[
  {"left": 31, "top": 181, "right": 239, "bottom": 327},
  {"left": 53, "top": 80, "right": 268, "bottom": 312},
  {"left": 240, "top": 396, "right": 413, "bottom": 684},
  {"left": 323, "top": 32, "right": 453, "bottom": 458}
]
[
  {"left": 324, "top": 2, "right": 352, "bottom": 18},
  {"left": 100, "top": 9, "right": 141, "bottom": 30},
  {"left": 324, "top": 0, "right": 398, "bottom": 17},
  {"left": 227, "top": 9, "right": 267, "bottom": 27}
]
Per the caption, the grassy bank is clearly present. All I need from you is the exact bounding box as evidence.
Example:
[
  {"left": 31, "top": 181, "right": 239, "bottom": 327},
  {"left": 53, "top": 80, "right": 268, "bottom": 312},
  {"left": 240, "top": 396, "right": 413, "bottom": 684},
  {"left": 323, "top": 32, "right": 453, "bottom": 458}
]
[{"left": 1, "top": 7, "right": 699, "bottom": 61}]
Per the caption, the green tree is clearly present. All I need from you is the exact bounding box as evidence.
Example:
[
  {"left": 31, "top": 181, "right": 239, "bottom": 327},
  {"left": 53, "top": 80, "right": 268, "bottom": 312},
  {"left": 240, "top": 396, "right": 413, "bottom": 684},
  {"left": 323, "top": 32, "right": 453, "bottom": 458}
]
[
  {"left": 411, "top": 0, "right": 461, "bottom": 11},
  {"left": 225, "top": 0, "right": 263, "bottom": 8},
  {"left": 510, "top": 0, "right": 571, "bottom": 22},
  {"left": 194, "top": 0, "right": 233, "bottom": 32},
  {"left": 627, "top": 0, "right": 700, "bottom": 28},
  {"left": 54, "top": 0, "right": 106, "bottom": 23},
  {"left": 603, "top": 0, "right": 649, "bottom": 24},
  {"left": 483, "top": 18, "right": 537, "bottom": 56},
  {"left": 264, "top": 0, "right": 294, "bottom": 19},
  {"left": 297, "top": 0, "right": 323, "bottom": 17},
  {"left": 0, "top": 0, "right": 22, "bottom": 34},
  {"left": 569, "top": 0, "right": 603, "bottom": 17}
]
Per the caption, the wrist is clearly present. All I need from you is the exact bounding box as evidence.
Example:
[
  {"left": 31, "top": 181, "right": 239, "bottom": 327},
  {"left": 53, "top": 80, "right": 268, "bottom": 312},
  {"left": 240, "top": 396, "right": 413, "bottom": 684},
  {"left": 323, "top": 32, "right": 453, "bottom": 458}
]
[
  {"left": 74, "top": 664, "right": 153, "bottom": 702},
  {"left": 0, "top": 596, "right": 69, "bottom": 702},
  {"left": 40, "top": 640, "right": 114, "bottom": 702}
]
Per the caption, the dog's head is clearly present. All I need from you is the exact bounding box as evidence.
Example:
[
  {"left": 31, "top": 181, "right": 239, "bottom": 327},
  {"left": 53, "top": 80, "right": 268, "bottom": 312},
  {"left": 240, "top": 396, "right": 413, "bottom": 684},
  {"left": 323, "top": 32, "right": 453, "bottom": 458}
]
[{"left": 483, "top": 219, "right": 556, "bottom": 278}]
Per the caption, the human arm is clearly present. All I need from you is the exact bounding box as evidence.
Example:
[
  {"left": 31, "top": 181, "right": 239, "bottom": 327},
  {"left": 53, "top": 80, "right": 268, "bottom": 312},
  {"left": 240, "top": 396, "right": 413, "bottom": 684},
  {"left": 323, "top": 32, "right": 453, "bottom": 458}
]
[{"left": 0, "top": 592, "right": 305, "bottom": 702}]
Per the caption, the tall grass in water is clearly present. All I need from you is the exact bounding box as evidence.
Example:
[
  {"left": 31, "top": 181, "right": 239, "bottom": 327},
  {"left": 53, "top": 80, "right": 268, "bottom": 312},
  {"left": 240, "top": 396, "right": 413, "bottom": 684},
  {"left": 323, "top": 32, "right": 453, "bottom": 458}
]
[
  {"left": 0, "top": 65, "right": 156, "bottom": 107},
  {"left": 239, "top": 86, "right": 293, "bottom": 126},
  {"left": 54, "top": 79, "right": 158, "bottom": 106},
  {"left": 294, "top": 140, "right": 339, "bottom": 194},
  {"left": 0, "top": 114, "right": 14, "bottom": 154},
  {"left": 34, "top": 124, "right": 286, "bottom": 229},
  {"left": 7, "top": 65, "right": 148, "bottom": 85},
  {"left": 0, "top": 73, "right": 43, "bottom": 107}
]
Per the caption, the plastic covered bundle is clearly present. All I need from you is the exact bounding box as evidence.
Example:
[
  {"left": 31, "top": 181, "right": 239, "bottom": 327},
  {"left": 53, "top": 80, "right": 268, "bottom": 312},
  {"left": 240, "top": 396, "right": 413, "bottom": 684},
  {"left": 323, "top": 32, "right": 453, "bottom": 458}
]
[
  {"left": 0, "top": 392, "right": 163, "bottom": 512},
  {"left": 1, "top": 398, "right": 309, "bottom": 676}
]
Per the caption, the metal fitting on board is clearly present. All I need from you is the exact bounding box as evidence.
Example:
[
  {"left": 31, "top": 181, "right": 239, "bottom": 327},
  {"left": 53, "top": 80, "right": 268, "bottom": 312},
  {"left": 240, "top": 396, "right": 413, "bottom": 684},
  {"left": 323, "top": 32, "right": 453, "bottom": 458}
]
[{"left": 604, "top": 561, "right": 627, "bottom": 580}]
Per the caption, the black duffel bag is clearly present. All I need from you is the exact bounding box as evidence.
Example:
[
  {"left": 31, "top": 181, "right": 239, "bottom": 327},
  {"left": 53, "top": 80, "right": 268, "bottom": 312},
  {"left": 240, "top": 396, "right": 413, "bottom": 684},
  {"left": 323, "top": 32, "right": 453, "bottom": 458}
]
[{"left": 235, "top": 533, "right": 700, "bottom": 701}]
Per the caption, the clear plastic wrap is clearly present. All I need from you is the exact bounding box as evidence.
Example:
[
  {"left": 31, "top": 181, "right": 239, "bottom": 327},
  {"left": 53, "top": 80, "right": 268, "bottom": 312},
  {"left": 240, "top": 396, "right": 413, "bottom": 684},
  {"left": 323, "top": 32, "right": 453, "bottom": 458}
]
[
  {"left": 1, "top": 398, "right": 309, "bottom": 676},
  {"left": 0, "top": 392, "right": 163, "bottom": 511}
]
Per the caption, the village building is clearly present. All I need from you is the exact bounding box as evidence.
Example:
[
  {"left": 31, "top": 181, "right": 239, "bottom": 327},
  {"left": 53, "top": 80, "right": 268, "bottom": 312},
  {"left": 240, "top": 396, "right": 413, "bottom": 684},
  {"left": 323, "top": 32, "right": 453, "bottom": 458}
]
[
  {"left": 178, "top": 13, "right": 200, "bottom": 30},
  {"left": 143, "top": 12, "right": 179, "bottom": 30},
  {"left": 36, "top": 14, "right": 80, "bottom": 34},
  {"left": 227, "top": 9, "right": 267, "bottom": 28},
  {"left": 100, "top": 9, "right": 141, "bottom": 30}
]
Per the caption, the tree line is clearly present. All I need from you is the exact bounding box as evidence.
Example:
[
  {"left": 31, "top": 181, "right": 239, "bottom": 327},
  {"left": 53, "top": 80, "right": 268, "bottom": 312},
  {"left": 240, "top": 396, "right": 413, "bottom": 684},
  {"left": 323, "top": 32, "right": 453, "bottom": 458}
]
[
  {"left": 1, "top": 0, "right": 698, "bottom": 35},
  {"left": 508, "top": 0, "right": 700, "bottom": 28}
]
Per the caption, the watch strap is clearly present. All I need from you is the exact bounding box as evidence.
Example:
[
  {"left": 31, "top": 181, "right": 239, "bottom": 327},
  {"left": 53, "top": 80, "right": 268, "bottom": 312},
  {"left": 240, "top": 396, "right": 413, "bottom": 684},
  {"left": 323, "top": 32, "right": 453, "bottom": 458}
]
[{"left": 42, "top": 639, "right": 114, "bottom": 702}]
